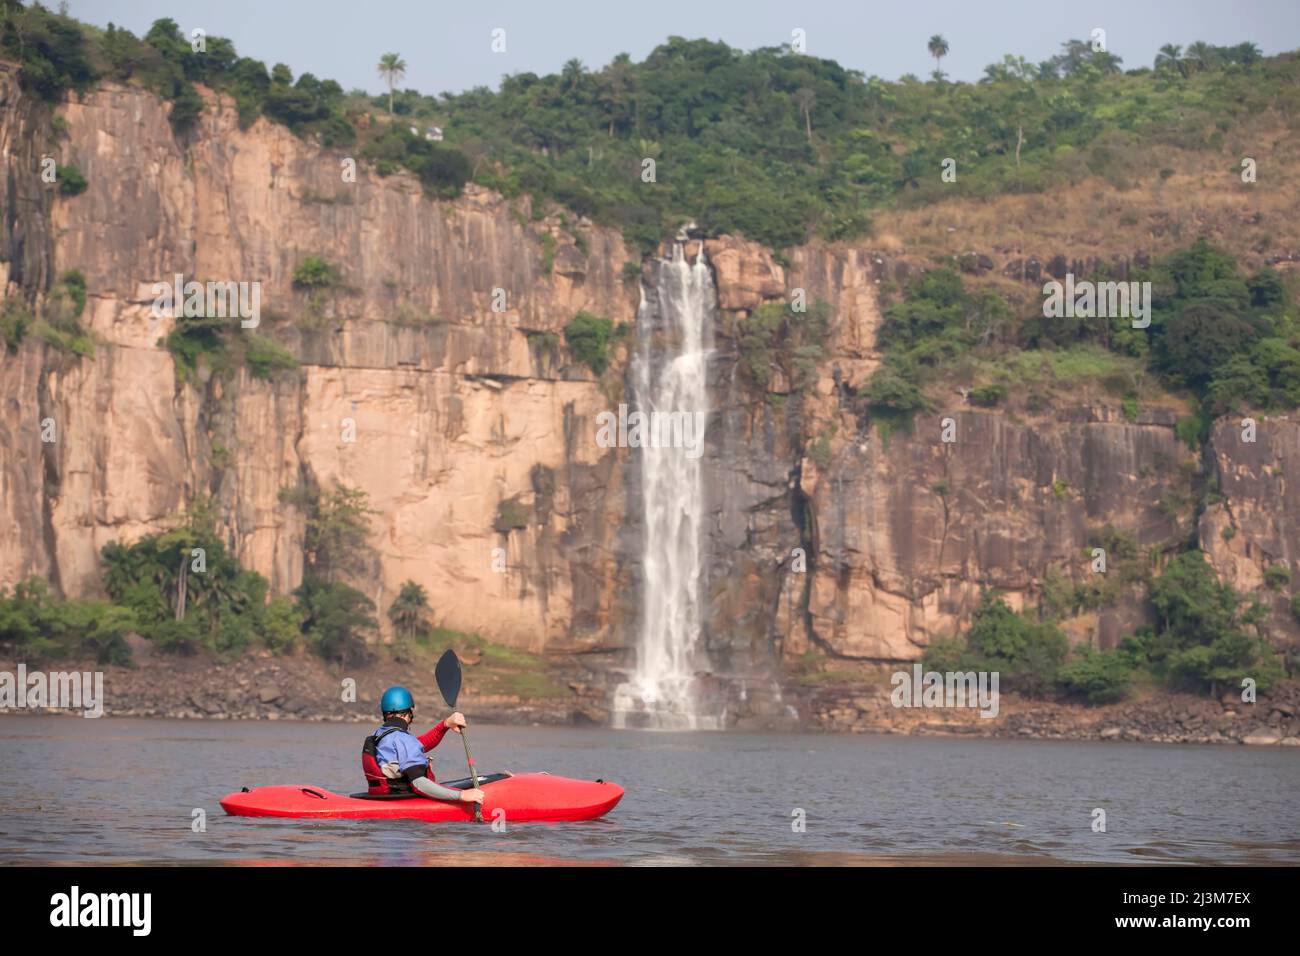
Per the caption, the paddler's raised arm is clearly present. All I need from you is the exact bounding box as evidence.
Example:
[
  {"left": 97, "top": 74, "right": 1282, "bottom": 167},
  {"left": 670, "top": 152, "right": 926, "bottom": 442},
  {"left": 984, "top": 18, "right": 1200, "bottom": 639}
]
[{"left": 418, "top": 711, "right": 465, "bottom": 751}]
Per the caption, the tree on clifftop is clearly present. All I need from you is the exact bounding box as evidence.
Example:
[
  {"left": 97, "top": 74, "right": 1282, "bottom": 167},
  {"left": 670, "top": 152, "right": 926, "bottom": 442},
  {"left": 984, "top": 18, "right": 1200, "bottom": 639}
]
[
  {"left": 1155, "top": 43, "right": 1187, "bottom": 78},
  {"left": 377, "top": 52, "right": 406, "bottom": 115},
  {"left": 927, "top": 34, "right": 949, "bottom": 78}
]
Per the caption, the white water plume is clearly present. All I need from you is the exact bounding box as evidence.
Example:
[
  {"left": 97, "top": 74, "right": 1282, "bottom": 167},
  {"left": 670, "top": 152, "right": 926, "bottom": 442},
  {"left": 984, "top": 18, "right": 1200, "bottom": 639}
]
[{"left": 612, "top": 243, "right": 720, "bottom": 730}]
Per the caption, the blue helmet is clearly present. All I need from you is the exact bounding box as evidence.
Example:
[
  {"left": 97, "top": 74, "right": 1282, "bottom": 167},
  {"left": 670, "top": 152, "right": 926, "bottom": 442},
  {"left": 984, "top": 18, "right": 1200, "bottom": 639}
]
[{"left": 380, "top": 685, "right": 414, "bottom": 715}]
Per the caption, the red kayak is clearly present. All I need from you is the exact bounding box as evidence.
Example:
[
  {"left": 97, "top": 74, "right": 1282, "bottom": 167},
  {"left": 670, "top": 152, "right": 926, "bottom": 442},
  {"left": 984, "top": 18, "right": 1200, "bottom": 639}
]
[{"left": 221, "top": 772, "right": 623, "bottom": 823}]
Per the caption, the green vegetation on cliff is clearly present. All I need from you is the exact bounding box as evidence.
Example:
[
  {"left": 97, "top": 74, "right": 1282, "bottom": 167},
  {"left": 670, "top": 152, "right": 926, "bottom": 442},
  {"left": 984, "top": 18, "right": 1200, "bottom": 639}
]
[
  {"left": 924, "top": 593, "right": 1069, "bottom": 698},
  {"left": 7, "top": 5, "right": 1297, "bottom": 251},
  {"left": 0, "top": 486, "right": 384, "bottom": 667},
  {"left": 563, "top": 311, "right": 614, "bottom": 375},
  {"left": 926, "top": 550, "right": 1284, "bottom": 704},
  {"left": 865, "top": 241, "right": 1299, "bottom": 424},
  {"left": 429, "top": 37, "right": 1296, "bottom": 250},
  {"left": 0, "top": 298, "right": 31, "bottom": 352},
  {"left": 0, "top": 503, "right": 274, "bottom": 661},
  {"left": 360, "top": 124, "right": 471, "bottom": 197},
  {"left": 33, "top": 270, "right": 93, "bottom": 357},
  {"left": 0, "top": 5, "right": 467, "bottom": 188},
  {"left": 165, "top": 307, "right": 298, "bottom": 383},
  {"left": 1140, "top": 550, "right": 1283, "bottom": 692},
  {"left": 1146, "top": 246, "right": 1300, "bottom": 415},
  {"left": 0, "top": 578, "right": 134, "bottom": 664},
  {"left": 100, "top": 518, "right": 271, "bottom": 655},
  {"left": 278, "top": 482, "right": 382, "bottom": 664},
  {"left": 739, "top": 300, "right": 830, "bottom": 393},
  {"left": 55, "top": 161, "right": 86, "bottom": 195}
]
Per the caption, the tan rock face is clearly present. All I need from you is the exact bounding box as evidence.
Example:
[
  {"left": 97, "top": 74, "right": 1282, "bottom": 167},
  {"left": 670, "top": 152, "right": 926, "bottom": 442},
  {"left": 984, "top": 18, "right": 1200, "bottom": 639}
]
[
  {"left": 702, "top": 236, "right": 785, "bottom": 311},
  {"left": 786, "top": 244, "right": 886, "bottom": 386},
  {"left": 1, "top": 79, "right": 636, "bottom": 648}
]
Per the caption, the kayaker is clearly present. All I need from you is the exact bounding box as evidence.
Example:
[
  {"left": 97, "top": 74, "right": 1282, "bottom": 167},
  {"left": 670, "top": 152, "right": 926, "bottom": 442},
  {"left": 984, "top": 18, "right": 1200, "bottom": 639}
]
[{"left": 361, "top": 685, "right": 485, "bottom": 804}]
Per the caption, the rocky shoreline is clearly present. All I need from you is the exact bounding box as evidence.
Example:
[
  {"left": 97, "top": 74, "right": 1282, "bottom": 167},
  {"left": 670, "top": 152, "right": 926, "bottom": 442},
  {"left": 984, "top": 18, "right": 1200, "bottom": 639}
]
[
  {"left": 0, "top": 648, "right": 596, "bottom": 727},
  {"left": 799, "top": 678, "right": 1300, "bottom": 746},
  {"left": 3, "top": 649, "right": 1299, "bottom": 747}
]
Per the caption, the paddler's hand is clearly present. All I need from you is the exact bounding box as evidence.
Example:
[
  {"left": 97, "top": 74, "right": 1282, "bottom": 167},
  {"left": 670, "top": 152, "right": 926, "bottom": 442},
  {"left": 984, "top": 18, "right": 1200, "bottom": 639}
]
[
  {"left": 443, "top": 712, "right": 466, "bottom": 733},
  {"left": 459, "top": 788, "right": 485, "bottom": 803}
]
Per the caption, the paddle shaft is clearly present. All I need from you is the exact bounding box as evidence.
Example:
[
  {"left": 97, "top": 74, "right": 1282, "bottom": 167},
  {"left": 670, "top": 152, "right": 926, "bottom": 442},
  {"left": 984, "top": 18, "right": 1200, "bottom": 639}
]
[{"left": 458, "top": 726, "right": 484, "bottom": 822}]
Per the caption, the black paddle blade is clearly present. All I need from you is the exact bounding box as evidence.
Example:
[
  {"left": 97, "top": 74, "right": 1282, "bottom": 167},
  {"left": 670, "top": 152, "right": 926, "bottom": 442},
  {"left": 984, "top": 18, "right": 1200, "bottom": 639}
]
[{"left": 435, "top": 649, "right": 462, "bottom": 708}]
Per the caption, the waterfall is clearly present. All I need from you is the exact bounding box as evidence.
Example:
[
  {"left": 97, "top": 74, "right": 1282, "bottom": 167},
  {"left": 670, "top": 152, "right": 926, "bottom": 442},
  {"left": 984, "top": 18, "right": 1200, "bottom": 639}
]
[{"left": 612, "top": 243, "right": 721, "bottom": 730}]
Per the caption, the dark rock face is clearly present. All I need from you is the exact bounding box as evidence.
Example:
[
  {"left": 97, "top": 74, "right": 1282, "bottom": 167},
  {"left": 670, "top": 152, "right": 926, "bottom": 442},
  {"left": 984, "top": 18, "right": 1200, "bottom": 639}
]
[
  {"left": 699, "top": 343, "right": 805, "bottom": 674},
  {"left": 797, "top": 410, "right": 1195, "bottom": 659},
  {"left": 1201, "top": 415, "right": 1300, "bottom": 647},
  {"left": 0, "top": 70, "right": 53, "bottom": 294},
  {"left": 0, "top": 71, "right": 59, "bottom": 593}
]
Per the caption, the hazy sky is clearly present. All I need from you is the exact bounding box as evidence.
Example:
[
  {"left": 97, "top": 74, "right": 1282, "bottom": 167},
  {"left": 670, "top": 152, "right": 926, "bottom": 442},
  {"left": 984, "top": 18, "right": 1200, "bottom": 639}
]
[{"left": 65, "top": 0, "right": 1300, "bottom": 96}]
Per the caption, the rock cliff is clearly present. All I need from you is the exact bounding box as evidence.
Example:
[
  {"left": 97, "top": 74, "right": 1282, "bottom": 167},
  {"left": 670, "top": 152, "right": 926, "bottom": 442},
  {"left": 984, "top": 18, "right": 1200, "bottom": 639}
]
[
  {"left": 1, "top": 74, "right": 637, "bottom": 651},
  {"left": 1, "top": 72, "right": 1296, "bottom": 716}
]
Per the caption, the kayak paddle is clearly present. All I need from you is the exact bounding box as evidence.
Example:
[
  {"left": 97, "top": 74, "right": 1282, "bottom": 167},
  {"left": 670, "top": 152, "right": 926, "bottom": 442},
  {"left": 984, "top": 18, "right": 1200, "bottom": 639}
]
[{"left": 435, "top": 648, "right": 483, "bottom": 823}]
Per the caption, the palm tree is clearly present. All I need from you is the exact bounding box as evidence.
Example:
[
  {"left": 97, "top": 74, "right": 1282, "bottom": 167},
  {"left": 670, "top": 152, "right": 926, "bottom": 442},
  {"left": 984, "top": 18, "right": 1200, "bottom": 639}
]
[
  {"left": 377, "top": 52, "right": 406, "bottom": 115},
  {"left": 1229, "top": 42, "right": 1262, "bottom": 66},
  {"left": 561, "top": 58, "right": 586, "bottom": 93},
  {"left": 1185, "top": 41, "right": 1217, "bottom": 72},
  {"left": 794, "top": 87, "right": 815, "bottom": 142},
  {"left": 1155, "top": 44, "right": 1185, "bottom": 77},
  {"left": 388, "top": 580, "right": 431, "bottom": 641},
  {"left": 928, "top": 34, "right": 949, "bottom": 77},
  {"left": 101, "top": 540, "right": 151, "bottom": 603},
  {"left": 1092, "top": 51, "right": 1124, "bottom": 75}
]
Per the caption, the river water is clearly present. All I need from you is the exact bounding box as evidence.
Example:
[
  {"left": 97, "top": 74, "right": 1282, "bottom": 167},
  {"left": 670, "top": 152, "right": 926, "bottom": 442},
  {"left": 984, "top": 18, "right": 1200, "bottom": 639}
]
[{"left": 1, "top": 716, "right": 1297, "bottom": 865}]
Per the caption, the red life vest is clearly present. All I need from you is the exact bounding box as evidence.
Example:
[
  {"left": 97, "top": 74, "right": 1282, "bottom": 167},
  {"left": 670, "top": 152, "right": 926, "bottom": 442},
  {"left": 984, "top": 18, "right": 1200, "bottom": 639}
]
[{"left": 360, "top": 720, "right": 451, "bottom": 795}]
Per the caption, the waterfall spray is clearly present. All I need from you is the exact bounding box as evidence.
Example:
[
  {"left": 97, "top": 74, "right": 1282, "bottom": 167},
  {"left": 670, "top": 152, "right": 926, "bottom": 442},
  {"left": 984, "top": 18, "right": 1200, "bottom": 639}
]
[{"left": 612, "top": 243, "right": 720, "bottom": 730}]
